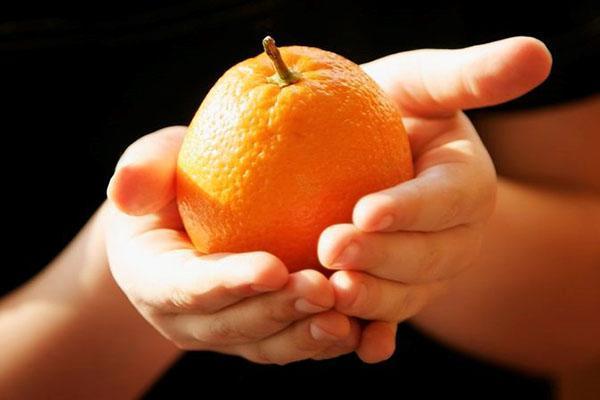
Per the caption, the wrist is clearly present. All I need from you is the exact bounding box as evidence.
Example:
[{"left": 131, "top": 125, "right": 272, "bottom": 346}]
[{"left": 0, "top": 201, "right": 182, "bottom": 398}]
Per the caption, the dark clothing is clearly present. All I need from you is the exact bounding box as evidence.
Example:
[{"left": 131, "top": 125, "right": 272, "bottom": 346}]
[{"left": 2, "top": 1, "right": 598, "bottom": 398}]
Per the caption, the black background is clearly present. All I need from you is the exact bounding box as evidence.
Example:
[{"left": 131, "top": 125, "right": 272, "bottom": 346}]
[{"left": 2, "top": 1, "right": 598, "bottom": 397}]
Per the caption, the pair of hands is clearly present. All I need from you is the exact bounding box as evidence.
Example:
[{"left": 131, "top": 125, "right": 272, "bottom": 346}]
[{"left": 105, "top": 37, "right": 551, "bottom": 365}]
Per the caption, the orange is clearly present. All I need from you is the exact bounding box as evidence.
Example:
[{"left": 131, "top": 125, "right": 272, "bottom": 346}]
[{"left": 177, "top": 37, "right": 413, "bottom": 272}]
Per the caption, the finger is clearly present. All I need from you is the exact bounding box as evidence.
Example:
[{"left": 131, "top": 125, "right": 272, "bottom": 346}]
[
  {"left": 170, "top": 270, "right": 335, "bottom": 346},
  {"left": 140, "top": 250, "right": 288, "bottom": 314},
  {"left": 106, "top": 220, "right": 288, "bottom": 315},
  {"left": 329, "top": 271, "right": 442, "bottom": 321},
  {"left": 107, "top": 126, "right": 187, "bottom": 216},
  {"left": 312, "top": 318, "right": 362, "bottom": 361},
  {"left": 353, "top": 162, "right": 496, "bottom": 232},
  {"left": 356, "top": 322, "right": 397, "bottom": 364},
  {"left": 319, "top": 223, "right": 480, "bottom": 283},
  {"left": 352, "top": 115, "right": 496, "bottom": 232},
  {"left": 105, "top": 199, "right": 289, "bottom": 314},
  {"left": 242, "top": 311, "right": 352, "bottom": 365},
  {"left": 362, "top": 36, "right": 552, "bottom": 117}
]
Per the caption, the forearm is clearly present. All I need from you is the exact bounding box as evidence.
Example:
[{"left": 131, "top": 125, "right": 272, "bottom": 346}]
[
  {"left": 0, "top": 202, "right": 181, "bottom": 399},
  {"left": 412, "top": 177, "right": 600, "bottom": 376}
]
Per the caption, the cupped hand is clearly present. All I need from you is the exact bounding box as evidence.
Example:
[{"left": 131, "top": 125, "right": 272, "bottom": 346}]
[
  {"left": 105, "top": 127, "right": 360, "bottom": 365},
  {"left": 318, "top": 37, "right": 552, "bottom": 363}
]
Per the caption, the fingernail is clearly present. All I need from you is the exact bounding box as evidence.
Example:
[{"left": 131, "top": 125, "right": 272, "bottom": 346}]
[
  {"left": 295, "top": 298, "right": 329, "bottom": 314},
  {"left": 330, "top": 241, "right": 360, "bottom": 268},
  {"left": 310, "top": 323, "right": 340, "bottom": 341},
  {"left": 374, "top": 214, "right": 394, "bottom": 231}
]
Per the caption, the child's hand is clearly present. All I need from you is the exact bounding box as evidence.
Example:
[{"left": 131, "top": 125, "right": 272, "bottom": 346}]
[
  {"left": 105, "top": 127, "right": 360, "bottom": 365},
  {"left": 318, "top": 37, "right": 552, "bottom": 363}
]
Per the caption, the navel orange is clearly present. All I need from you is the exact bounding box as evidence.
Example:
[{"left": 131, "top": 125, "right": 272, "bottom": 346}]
[{"left": 177, "top": 36, "right": 413, "bottom": 271}]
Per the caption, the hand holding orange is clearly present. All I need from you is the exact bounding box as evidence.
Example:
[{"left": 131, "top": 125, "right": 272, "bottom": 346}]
[
  {"left": 177, "top": 37, "right": 413, "bottom": 270},
  {"left": 108, "top": 36, "right": 551, "bottom": 364}
]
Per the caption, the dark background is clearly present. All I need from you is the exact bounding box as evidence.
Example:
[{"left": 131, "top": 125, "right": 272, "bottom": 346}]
[{"left": 2, "top": 1, "right": 598, "bottom": 398}]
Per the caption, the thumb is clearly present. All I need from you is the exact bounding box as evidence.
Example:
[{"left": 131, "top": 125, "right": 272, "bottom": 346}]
[
  {"left": 107, "top": 126, "right": 186, "bottom": 216},
  {"left": 362, "top": 36, "right": 552, "bottom": 117}
]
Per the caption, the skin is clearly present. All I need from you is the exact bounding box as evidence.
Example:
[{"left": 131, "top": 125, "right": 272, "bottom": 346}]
[
  {"left": 0, "top": 204, "right": 179, "bottom": 399},
  {"left": 1, "top": 36, "right": 597, "bottom": 398},
  {"left": 413, "top": 95, "right": 600, "bottom": 375},
  {"left": 319, "top": 36, "right": 553, "bottom": 362},
  {"left": 105, "top": 127, "right": 361, "bottom": 364}
]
